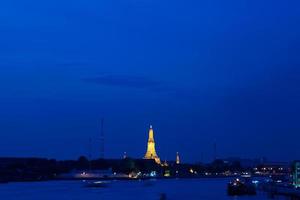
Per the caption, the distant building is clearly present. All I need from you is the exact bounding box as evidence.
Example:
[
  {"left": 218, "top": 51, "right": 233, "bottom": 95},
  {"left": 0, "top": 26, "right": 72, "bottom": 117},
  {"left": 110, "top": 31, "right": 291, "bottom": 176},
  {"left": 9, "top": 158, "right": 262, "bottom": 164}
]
[
  {"left": 223, "top": 157, "right": 262, "bottom": 168},
  {"left": 293, "top": 161, "right": 300, "bottom": 188},
  {"left": 162, "top": 160, "right": 168, "bottom": 167},
  {"left": 144, "top": 125, "right": 161, "bottom": 164}
]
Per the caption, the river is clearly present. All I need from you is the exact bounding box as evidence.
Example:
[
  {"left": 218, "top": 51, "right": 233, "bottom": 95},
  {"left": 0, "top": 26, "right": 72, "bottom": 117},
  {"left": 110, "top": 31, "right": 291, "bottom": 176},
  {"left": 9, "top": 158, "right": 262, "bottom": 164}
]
[{"left": 0, "top": 178, "right": 285, "bottom": 200}]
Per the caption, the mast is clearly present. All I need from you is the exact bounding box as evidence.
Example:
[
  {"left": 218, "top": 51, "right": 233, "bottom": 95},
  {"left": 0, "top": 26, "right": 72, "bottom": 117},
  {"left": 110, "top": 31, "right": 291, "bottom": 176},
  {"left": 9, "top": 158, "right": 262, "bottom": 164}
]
[
  {"left": 88, "top": 137, "right": 92, "bottom": 171},
  {"left": 100, "top": 119, "right": 104, "bottom": 159},
  {"left": 213, "top": 142, "right": 217, "bottom": 161}
]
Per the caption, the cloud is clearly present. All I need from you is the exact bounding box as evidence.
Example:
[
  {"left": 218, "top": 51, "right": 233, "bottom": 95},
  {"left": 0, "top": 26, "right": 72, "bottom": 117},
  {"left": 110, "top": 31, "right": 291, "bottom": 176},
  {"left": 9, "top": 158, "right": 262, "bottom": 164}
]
[{"left": 82, "top": 74, "right": 166, "bottom": 91}]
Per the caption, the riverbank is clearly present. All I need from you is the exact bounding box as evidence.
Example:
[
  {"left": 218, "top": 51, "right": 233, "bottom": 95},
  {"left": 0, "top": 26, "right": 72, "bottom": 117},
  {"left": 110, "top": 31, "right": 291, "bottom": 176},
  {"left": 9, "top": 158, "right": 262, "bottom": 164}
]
[{"left": 0, "top": 156, "right": 290, "bottom": 185}]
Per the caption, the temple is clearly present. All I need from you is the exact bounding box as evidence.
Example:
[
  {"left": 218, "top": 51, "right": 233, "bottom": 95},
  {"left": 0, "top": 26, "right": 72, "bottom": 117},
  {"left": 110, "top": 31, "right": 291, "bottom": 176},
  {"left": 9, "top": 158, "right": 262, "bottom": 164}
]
[
  {"left": 144, "top": 125, "right": 161, "bottom": 164},
  {"left": 176, "top": 152, "right": 180, "bottom": 164}
]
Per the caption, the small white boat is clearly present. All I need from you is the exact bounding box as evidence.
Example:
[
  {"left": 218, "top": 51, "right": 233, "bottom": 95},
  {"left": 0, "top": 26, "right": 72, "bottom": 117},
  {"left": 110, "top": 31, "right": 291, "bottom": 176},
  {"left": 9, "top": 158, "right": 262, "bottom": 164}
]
[{"left": 83, "top": 181, "right": 109, "bottom": 188}]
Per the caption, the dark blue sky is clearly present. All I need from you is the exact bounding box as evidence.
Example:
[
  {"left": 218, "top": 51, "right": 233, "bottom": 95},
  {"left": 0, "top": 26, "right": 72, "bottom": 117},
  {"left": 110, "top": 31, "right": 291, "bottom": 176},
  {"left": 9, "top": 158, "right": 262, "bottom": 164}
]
[{"left": 0, "top": 0, "right": 299, "bottom": 162}]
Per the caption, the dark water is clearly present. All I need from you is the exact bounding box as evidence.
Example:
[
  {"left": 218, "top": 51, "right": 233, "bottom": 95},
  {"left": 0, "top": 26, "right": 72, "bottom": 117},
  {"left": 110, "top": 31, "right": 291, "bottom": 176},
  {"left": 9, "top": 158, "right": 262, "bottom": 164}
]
[{"left": 0, "top": 178, "right": 285, "bottom": 200}]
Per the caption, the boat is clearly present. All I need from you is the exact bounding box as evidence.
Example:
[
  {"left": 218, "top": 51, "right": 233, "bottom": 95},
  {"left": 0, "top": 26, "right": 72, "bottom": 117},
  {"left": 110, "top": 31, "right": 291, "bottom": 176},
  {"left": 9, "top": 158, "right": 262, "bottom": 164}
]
[
  {"left": 83, "top": 181, "right": 109, "bottom": 188},
  {"left": 227, "top": 177, "right": 256, "bottom": 196}
]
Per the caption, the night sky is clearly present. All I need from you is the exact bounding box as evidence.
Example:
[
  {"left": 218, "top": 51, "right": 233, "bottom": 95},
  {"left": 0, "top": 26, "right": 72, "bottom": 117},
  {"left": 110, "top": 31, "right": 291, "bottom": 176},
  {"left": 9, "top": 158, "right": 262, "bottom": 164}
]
[{"left": 0, "top": 0, "right": 299, "bottom": 162}]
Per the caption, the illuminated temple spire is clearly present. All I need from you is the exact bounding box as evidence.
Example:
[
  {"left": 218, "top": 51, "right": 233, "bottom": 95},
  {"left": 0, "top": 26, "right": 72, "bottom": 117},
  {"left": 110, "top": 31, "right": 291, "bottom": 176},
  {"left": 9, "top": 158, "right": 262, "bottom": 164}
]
[
  {"left": 176, "top": 152, "right": 180, "bottom": 164},
  {"left": 144, "top": 125, "right": 161, "bottom": 164}
]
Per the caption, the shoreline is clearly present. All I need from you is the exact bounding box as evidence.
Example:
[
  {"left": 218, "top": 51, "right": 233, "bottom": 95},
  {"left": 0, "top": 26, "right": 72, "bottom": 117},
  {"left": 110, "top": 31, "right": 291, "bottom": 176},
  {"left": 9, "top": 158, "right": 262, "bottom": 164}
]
[{"left": 1, "top": 174, "right": 270, "bottom": 184}]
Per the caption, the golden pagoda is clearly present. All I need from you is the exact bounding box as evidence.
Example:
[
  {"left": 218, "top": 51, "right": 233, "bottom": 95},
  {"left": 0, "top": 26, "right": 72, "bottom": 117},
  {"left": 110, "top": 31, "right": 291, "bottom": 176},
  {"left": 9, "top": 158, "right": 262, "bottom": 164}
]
[{"left": 144, "top": 125, "right": 161, "bottom": 164}]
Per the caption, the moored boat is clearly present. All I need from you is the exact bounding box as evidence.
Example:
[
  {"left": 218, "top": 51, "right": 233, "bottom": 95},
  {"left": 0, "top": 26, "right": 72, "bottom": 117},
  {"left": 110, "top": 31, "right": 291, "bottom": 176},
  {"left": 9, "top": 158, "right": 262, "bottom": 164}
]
[
  {"left": 83, "top": 181, "right": 109, "bottom": 188},
  {"left": 227, "top": 177, "right": 256, "bottom": 196}
]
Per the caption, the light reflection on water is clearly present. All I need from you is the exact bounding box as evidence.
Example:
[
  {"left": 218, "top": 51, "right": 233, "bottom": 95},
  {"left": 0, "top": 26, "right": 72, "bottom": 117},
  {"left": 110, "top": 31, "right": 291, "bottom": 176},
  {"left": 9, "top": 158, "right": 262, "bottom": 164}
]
[{"left": 0, "top": 178, "right": 285, "bottom": 200}]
